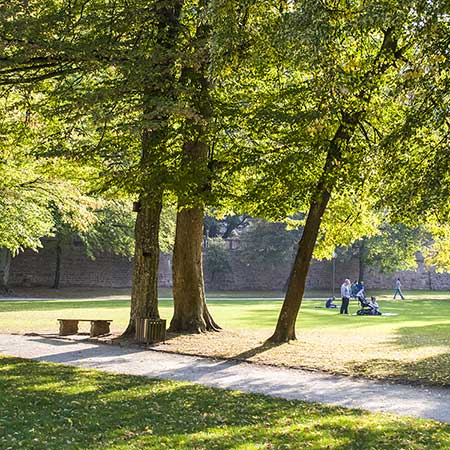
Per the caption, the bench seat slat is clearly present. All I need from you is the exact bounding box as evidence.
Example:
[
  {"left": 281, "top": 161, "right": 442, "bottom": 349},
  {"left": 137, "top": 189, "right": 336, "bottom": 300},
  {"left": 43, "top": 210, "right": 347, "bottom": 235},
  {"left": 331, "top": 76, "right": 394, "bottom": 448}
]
[
  {"left": 58, "top": 319, "right": 112, "bottom": 322},
  {"left": 57, "top": 319, "right": 112, "bottom": 337}
]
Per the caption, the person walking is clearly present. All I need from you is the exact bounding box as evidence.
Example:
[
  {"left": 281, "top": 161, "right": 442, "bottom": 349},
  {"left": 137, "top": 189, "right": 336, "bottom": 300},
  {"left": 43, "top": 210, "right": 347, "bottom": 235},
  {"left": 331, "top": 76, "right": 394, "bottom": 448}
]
[
  {"left": 351, "top": 280, "right": 359, "bottom": 299},
  {"left": 393, "top": 277, "right": 405, "bottom": 300},
  {"left": 340, "top": 278, "right": 351, "bottom": 314}
]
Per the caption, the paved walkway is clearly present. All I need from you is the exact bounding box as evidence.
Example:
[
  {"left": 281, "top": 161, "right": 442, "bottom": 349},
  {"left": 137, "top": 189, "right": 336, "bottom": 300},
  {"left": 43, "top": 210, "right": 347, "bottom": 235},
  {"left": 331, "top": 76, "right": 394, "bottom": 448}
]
[{"left": 1, "top": 333, "right": 449, "bottom": 423}]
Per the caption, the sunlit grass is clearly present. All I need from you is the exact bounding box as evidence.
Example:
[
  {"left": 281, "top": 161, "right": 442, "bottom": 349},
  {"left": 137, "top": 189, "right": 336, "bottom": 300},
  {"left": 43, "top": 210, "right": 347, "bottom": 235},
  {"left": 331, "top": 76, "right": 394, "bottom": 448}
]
[
  {"left": 0, "top": 356, "right": 449, "bottom": 450},
  {"left": 1, "top": 292, "right": 450, "bottom": 385}
]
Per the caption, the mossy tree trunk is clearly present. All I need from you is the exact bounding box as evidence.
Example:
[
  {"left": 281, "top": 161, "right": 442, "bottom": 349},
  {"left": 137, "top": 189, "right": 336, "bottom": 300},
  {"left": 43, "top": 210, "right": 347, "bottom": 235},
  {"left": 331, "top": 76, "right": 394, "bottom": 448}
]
[{"left": 122, "top": 192, "right": 163, "bottom": 337}]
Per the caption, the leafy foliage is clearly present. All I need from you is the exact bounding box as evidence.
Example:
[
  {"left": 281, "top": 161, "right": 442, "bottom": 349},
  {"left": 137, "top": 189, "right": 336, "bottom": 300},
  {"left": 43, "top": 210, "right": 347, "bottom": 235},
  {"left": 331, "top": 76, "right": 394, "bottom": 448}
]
[
  {"left": 204, "top": 237, "right": 232, "bottom": 282},
  {"left": 237, "top": 219, "right": 299, "bottom": 266}
]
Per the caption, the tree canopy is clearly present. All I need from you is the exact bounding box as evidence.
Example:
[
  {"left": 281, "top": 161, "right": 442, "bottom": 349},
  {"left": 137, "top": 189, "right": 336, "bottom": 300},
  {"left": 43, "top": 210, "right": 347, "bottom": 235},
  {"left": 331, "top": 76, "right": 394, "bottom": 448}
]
[{"left": 0, "top": 0, "right": 448, "bottom": 341}]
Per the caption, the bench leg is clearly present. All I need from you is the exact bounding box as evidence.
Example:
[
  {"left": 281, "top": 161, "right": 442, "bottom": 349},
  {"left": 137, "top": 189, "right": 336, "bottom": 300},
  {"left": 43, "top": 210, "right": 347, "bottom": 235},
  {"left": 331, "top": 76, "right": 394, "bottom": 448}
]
[
  {"left": 90, "top": 321, "right": 110, "bottom": 337},
  {"left": 59, "top": 320, "right": 79, "bottom": 336}
]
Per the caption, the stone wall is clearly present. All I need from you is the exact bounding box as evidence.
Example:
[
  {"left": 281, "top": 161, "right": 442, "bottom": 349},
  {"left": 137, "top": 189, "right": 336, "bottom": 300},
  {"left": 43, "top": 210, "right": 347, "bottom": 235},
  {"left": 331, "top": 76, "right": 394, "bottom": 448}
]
[
  {"left": 9, "top": 238, "right": 133, "bottom": 288},
  {"left": 8, "top": 238, "right": 450, "bottom": 290},
  {"left": 9, "top": 238, "right": 170, "bottom": 289}
]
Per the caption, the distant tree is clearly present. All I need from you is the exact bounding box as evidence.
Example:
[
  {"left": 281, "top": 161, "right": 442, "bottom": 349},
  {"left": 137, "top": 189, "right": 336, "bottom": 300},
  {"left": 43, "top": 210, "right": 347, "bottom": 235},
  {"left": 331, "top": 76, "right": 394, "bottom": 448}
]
[
  {"left": 204, "top": 237, "right": 232, "bottom": 286},
  {"left": 237, "top": 220, "right": 299, "bottom": 270},
  {"left": 0, "top": 249, "right": 12, "bottom": 295},
  {"left": 336, "top": 224, "right": 432, "bottom": 282},
  {"left": 204, "top": 214, "right": 250, "bottom": 239},
  {"left": 50, "top": 199, "right": 136, "bottom": 289}
]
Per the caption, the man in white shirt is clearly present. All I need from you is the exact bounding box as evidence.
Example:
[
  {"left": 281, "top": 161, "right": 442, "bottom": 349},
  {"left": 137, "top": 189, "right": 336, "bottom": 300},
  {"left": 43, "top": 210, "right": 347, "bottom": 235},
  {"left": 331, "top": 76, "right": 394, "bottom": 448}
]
[
  {"left": 340, "top": 278, "right": 351, "bottom": 314},
  {"left": 393, "top": 278, "right": 405, "bottom": 300}
]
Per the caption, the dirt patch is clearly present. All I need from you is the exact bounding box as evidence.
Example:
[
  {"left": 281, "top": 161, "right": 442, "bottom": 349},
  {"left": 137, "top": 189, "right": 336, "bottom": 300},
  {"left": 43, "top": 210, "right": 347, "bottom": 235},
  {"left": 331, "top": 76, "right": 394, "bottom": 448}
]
[{"left": 91, "top": 328, "right": 450, "bottom": 387}]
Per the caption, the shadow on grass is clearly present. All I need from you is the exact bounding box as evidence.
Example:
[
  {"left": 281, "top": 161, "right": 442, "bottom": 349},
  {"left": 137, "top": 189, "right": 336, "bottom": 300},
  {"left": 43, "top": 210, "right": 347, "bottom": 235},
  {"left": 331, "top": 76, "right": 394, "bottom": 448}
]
[
  {"left": 348, "top": 351, "right": 450, "bottom": 387},
  {"left": 347, "top": 323, "right": 450, "bottom": 386},
  {"left": 390, "top": 323, "right": 450, "bottom": 349},
  {"left": 1, "top": 356, "right": 449, "bottom": 450}
]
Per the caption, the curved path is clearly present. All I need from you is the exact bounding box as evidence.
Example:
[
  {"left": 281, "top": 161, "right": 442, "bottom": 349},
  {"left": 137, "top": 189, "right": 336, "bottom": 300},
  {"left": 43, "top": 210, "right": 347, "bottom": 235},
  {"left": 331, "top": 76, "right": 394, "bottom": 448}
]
[{"left": 1, "top": 333, "right": 449, "bottom": 423}]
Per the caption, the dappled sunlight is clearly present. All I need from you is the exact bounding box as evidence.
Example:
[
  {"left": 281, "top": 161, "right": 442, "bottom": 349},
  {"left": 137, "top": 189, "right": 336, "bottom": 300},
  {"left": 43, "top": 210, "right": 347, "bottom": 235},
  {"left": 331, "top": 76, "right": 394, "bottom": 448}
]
[
  {"left": 1, "top": 355, "right": 449, "bottom": 450},
  {"left": 2, "top": 296, "right": 450, "bottom": 385},
  {"left": 348, "top": 351, "right": 450, "bottom": 385}
]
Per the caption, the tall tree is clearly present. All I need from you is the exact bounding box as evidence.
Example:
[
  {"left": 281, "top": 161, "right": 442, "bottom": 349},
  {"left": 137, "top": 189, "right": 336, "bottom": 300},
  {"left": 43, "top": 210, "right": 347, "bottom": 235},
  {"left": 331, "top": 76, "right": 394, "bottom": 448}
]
[
  {"left": 267, "top": 2, "right": 442, "bottom": 342},
  {"left": 214, "top": 0, "right": 443, "bottom": 341},
  {"left": 169, "top": 1, "right": 220, "bottom": 333},
  {"left": 0, "top": 0, "right": 184, "bottom": 333}
]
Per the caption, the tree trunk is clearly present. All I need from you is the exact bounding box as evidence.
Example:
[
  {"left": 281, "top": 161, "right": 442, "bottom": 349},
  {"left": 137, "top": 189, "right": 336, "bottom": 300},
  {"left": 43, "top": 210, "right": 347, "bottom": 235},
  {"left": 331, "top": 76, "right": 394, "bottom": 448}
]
[
  {"left": 268, "top": 187, "right": 332, "bottom": 342},
  {"left": 0, "top": 248, "right": 12, "bottom": 295},
  {"left": 52, "top": 237, "right": 62, "bottom": 289},
  {"left": 169, "top": 142, "right": 220, "bottom": 333},
  {"left": 358, "top": 239, "right": 366, "bottom": 283},
  {"left": 122, "top": 193, "right": 163, "bottom": 337},
  {"left": 268, "top": 118, "right": 359, "bottom": 343}
]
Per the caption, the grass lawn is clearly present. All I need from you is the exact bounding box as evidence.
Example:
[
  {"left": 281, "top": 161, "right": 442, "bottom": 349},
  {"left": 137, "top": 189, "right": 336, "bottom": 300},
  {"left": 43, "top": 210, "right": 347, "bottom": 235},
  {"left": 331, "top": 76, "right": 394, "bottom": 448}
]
[
  {"left": 1, "top": 355, "right": 449, "bottom": 450},
  {"left": 1, "top": 290, "right": 450, "bottom": 386}
]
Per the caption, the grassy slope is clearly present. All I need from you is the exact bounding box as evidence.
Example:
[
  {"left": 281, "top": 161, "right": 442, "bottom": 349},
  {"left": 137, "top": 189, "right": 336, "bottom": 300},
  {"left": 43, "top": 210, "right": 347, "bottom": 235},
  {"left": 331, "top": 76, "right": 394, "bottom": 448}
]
[{"left": 1, "top": 356, "right": 449, "bottom": 450}]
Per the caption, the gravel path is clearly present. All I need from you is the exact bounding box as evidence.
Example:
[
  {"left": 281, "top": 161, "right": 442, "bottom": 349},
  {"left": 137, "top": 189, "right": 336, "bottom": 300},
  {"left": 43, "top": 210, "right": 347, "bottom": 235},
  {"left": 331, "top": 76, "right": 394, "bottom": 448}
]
[{"left": 1, "top": 333, "right": 449, "bottom": 423}]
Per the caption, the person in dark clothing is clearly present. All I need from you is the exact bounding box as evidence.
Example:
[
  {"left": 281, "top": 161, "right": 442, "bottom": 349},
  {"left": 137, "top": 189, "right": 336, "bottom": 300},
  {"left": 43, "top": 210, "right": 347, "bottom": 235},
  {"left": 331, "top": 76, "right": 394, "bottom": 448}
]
[
  {"left": 326, "top": 297, "right": 339, "bottom": 309},
  {"left": 351, "top": 280, "right": 359, "bottom": 298}
]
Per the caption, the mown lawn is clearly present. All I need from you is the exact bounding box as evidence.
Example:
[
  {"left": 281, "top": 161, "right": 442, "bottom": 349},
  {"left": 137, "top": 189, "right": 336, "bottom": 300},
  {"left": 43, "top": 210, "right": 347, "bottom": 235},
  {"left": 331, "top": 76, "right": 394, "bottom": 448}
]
[
  {"left": 0, "top": 355, "right": 449, "bottom": 450},
  {"left": 1, "top": 292, "right": 450, "bottom": 386}
]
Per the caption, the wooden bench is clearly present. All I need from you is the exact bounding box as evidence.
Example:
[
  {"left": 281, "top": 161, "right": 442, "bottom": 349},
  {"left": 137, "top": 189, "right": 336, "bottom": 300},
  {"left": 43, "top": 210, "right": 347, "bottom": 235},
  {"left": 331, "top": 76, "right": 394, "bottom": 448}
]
[{"left": 58, "top": 319, "right": 112, "bottom": 337}]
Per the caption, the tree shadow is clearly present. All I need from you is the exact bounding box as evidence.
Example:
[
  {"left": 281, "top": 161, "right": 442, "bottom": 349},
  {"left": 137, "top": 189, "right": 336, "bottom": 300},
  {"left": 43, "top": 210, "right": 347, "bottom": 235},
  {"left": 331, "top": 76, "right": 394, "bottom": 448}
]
[
  {"left": 230, "top": 340, "right": 283, "bottom": 360},
  {"left": 1, "top": 355, "right": 449, "bottom": 450},
  {"left": 347, "top": 323, "right": 450, "bottom": 387},
  {"left": 348, "top": 351, "right": 450, "bottom": 388},
  {"left": 386, "top": 323, "right": 450, "bottom": 349}
]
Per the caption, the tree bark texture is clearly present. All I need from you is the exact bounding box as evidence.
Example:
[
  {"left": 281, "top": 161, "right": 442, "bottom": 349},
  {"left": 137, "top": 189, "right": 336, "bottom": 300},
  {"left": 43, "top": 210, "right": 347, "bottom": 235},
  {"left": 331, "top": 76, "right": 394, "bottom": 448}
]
[
  {"left": 52, "top": 237, "right": 62, "bottom": 289},
  {"left": 169, "top": 142, "right": 220, "bottom": 333},
  {"left": 0, "top": 248, "right": 12, "bottom": 295},
  {"left": 122, "top": 193, "right": 163, "bottom": 337},
  {"left": 269, "top": 118, "right": 360, "bottom": 343},
  {"left": 169, "top": 204, "right": 219, "bottom": 332},
  {"left": 358, "top": 239, "right": 366, "bottom": 283}
]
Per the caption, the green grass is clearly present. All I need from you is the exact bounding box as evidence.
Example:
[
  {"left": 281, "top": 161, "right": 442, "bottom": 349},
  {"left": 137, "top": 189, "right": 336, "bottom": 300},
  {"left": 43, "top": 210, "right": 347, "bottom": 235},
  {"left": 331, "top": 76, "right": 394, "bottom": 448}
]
[
  {"left": 0, "top": 355, "right": 449, "bottom": 450},
  {"left": 1, "top": 291, "right": 450, "bottom": 386},
  {"left": 2, "top": 292, "right": 450, "bottom": 333}
]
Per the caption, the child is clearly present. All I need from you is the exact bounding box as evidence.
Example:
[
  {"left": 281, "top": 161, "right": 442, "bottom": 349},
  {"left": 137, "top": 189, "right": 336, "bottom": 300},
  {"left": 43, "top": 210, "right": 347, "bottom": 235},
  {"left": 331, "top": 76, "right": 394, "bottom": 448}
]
[{"left": 325, "top": 297, "right": 338, "bottom": 309}]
